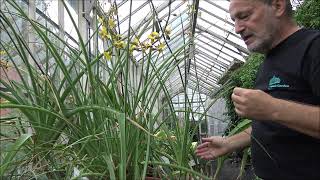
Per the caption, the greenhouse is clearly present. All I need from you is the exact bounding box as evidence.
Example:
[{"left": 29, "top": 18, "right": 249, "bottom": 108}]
[{"left": 1, "top": 0, "right": 319, "bottom": 179}]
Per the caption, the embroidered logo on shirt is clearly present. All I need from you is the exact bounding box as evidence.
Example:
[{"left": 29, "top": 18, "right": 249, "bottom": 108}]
[{"left": 268, "top": 75, "right": 289, "bottom": 90}]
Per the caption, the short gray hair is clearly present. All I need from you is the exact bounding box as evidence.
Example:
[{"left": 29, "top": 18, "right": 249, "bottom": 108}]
[{"left": 260, "top": 0, "right": 293, "bottom": 17}]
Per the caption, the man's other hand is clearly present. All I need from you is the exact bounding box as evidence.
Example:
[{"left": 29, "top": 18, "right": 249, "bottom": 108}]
[
  {"left": 231, "top": 87, "right": 276, "bottom": 120},
  {"left": 195, "top": 136, "right": 230, "bottom": 160}
]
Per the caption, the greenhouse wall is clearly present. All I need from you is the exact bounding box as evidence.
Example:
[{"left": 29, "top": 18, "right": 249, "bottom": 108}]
[{"left": 206, "top": 98, "right": 229, "bottom": 136}]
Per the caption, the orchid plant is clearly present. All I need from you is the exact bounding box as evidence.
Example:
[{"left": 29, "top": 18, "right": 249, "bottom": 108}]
[{"left": 0, "top": 0, "right": 212, "bottom": 179}]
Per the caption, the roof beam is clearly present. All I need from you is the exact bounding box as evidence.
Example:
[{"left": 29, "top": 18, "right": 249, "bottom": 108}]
[
  {"left": 192, "top": 60, "right": 224, "bottom": 80},
  {"left": 195, "top": 43, "right": 233, "bottom": 65},
  {"left": 195, "top": 49, "right": 229, "bottom": 68},
  {"left": 188, "top": 78, "right": 215, "bottom": 92},
  {"left": 190, "top": 71, "right": 217, "bottom": 85},
  {"left": 203, "top": 0, "right": 230, "bottom": 13},
  {"left": 189, "top": 66, "right": 219, "bottom": 81},
  {"left": 197, "top": 24, "right": 249, "bottom": 54},
  {"left": 198, "top": 16, "right": 242, "bottom": 44},
  {"left": 167, "top": 83, "right": 184, "bottom": 97},
  {"left": 189, "top": 73, "right": 219, "bottom": 88},
  {"left": 196, "top": 35, "right": 242, "bottom": 62},
  {"left": 198, "top": 7, "right": 234, "bottom": 27},
  {"left": 185, "top": 0, "right": 200, "bottom": 77},
  {"left": 189, "top": 69, "right": 218, "bottom": 85},
  {"left": 189, "top": 70, "right": 219, "bottom": 87},
  {"left": 122, "top": 0, "right": 185, "bottom": 35},
  {"left": 197, "top": 32, "right": 248, "bottom": 58},
  {"left": 192, "top": 54, "right": 227, "bottom": 85},
  {"left": 189, "top": 63, "right": 221, "bottom": 80},
  {"left": 192, "top": 55, "right": 225, "bottom": 74},
  {"left": 190, "top": 78, "right": 218, "bottom": 92},
  {"left": 188, "top": 82, "right": 212, "bottom": 96},
  {"left": 119, "top": 1, "right": 150, "bottom": 24}
]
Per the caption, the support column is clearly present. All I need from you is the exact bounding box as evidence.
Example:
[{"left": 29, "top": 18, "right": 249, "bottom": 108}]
[
  {"left": 58, "top": 0, "right": 65, "bottom": 91},
  {"left": 28, "top": 0, "right": 36, "bottom": 85},
  {"left": 92, "top": 0, "right": 98, "bottom": 75},
  {"left": 78, "top": 0, "right": 88, "bottom": 91},
  {"left": 27, "top": 0, "right": 36, "bottom": 136}
]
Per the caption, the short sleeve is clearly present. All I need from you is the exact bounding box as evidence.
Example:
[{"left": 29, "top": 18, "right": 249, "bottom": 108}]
[{"left": 303, "top": 35, "right": 320, "bottom": 96}]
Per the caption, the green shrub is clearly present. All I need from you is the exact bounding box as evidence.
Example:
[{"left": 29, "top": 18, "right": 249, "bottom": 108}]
[
  {"left": 295, "top": 0, "right": 320, "bottom": 29},
  {"left": 222, "top": 53, "right": 264, "bottom": 133}
]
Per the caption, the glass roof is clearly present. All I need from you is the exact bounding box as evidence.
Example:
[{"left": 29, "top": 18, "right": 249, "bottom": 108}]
[
  {"left": 0, "top": 0, "right": 262, "bottom": 119},
  {"left": 2, "top": 0, "right": 303, "bottom": 121},
  {"left": 12, "top": 0, "right": 251, "bottom": 98},
  {"left": 96, "top": 0, "right": 250, "bottom": 98}
]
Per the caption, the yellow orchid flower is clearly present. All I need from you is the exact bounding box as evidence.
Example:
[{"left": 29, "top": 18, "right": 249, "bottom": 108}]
[
  {"left": 108, "top": 18, "right": 116, "bottom": 29},
  {"left": 165, "top": 26, "right": 172, "bottom": 35},
  {"left": 100, "top": 26, "right": 107, "bottom": 35},
  {"left": 148, "top": 31, "right": 160, "bottom": 43},
  {"left": 98, "top": 17, "right": 104, "bottom": 24},
  {"left": 142, "top": 42, "right": 152, "bottom": 50},
  {"left": 0, "top": 60, "right": 11, "bottom": 69},
  {"left": 157, "top": 42, "right": 165, "bottom": 52},
  {"left": 103, "top": 51, "right": 112, "bottom": 60},
  {"left": 130, "top": 44, "right": 136, "bottom": 52},
  {"left": 114, "top": 40, "right": 125, "bottom": 49},
  {"left": 0, "top": 50, "right": 6, "bottom": 56},
  {"left": 151, "top": 31, "right": 159, "bottom": 38},
  {"left": 99, "top": 26, "right": 111, "bottom": 40},
  {"left": 115, "top": 34, "right": 122, "bottom": 40},
  {"left": 132, "top": 37, "right": 140, "bottom": 46},
  {"left": 148, "top": 34, "right": 156, "bottom": 43}
]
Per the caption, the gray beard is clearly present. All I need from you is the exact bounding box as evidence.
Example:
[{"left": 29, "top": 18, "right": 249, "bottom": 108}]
[{"left": 248, "top": 38, "right": 274, "bottom": 54}]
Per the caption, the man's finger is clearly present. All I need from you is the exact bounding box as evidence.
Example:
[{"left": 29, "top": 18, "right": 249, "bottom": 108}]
[
  {"left": 201, "top": 137, "right": 213, "bottom": 142},
  {"left": 196, "top": 147, "right": 208, "bottom": 154},
  {"left": 196, "top": 142, "right": 210, "bottom": 149},
  {"left": 231, "top": 93, "right": 243, "bottom": 104},
  {"left": 233, "top": 101, "right": 245, "bottom": 110},
  {"left": 235, "top": 107, "right": 245, "bottom": 117},
  {"left": 196, "top": 150, "right": 212, "bottom": 157},
  {"left": 197, "top": 151, "right": 212, "bottom": 158},
  {"left": 233, "top": 87, "right": 246, "bottom": 95}
]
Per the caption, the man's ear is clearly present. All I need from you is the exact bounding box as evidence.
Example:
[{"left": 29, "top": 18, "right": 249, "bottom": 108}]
[{"left": 271, "top": 0, "right": 286, "bottom": 17}]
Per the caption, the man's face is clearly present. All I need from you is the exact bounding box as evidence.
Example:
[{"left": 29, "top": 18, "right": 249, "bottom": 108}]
[{"left": 229, "top": 0, "right": 279, "bottom": 53}]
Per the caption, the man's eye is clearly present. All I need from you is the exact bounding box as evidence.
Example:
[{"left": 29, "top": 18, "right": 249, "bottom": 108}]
[{"left": 239, "top": 14, "right": 249, "bottom": 20}]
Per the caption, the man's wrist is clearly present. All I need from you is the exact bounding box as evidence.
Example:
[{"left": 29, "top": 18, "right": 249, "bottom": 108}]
[
  {"left": 224, "top": 128, "right": 252, "bottom": 152},
  {"left": 268, "top": 97, "right": 281, "bottom": 122},
  {"left": 223, "top": 137, "right": 235, "bottom": 154},
  {"left": 225, "top": 136, "right": 241, "bottom": 153}
]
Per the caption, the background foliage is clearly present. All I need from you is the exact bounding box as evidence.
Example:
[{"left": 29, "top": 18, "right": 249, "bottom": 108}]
[
  {"left": 295, "top": 0, "right": 320, "bottom": 29},
  {"left": 222, "top": 53, "right": 264, "bottom": 133}
]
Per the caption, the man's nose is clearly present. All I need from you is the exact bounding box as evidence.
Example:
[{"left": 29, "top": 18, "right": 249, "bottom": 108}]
[{"left": 234, "top": 20, "right": 245, "bottom": 34}]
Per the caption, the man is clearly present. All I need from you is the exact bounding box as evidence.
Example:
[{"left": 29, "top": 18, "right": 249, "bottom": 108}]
[{"left": 196, "top": 0, "right": 320, "bottom": 179}]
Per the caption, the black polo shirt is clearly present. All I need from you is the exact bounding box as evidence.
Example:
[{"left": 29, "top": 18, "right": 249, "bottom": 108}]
[{"left": 252, "top": 28, "right": 320, "bottom": 180}]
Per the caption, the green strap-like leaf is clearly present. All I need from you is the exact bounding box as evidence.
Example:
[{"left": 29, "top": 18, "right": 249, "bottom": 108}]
[
  {"left": 228, "top": 119, "right": 252, "bottom": 136},
  {"left": 0, "top": 134, "right": 32, "bottom": 176},
  {"left": 119, "top": 113, "right": 126, "bottom": 180}
]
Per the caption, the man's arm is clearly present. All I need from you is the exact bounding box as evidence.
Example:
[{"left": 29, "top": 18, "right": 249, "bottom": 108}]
[
  {"left": 271, "top": 98, "right": 320, "bottom": 138},
  {"left": 226, "top": 126, "right": 252, "bottom": 152},
  {"left": 232, "top": 87, "right": 320, "bottom": 139},
  {"left": 196, "top": 127, "right": 251, "bottom": 160}
]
